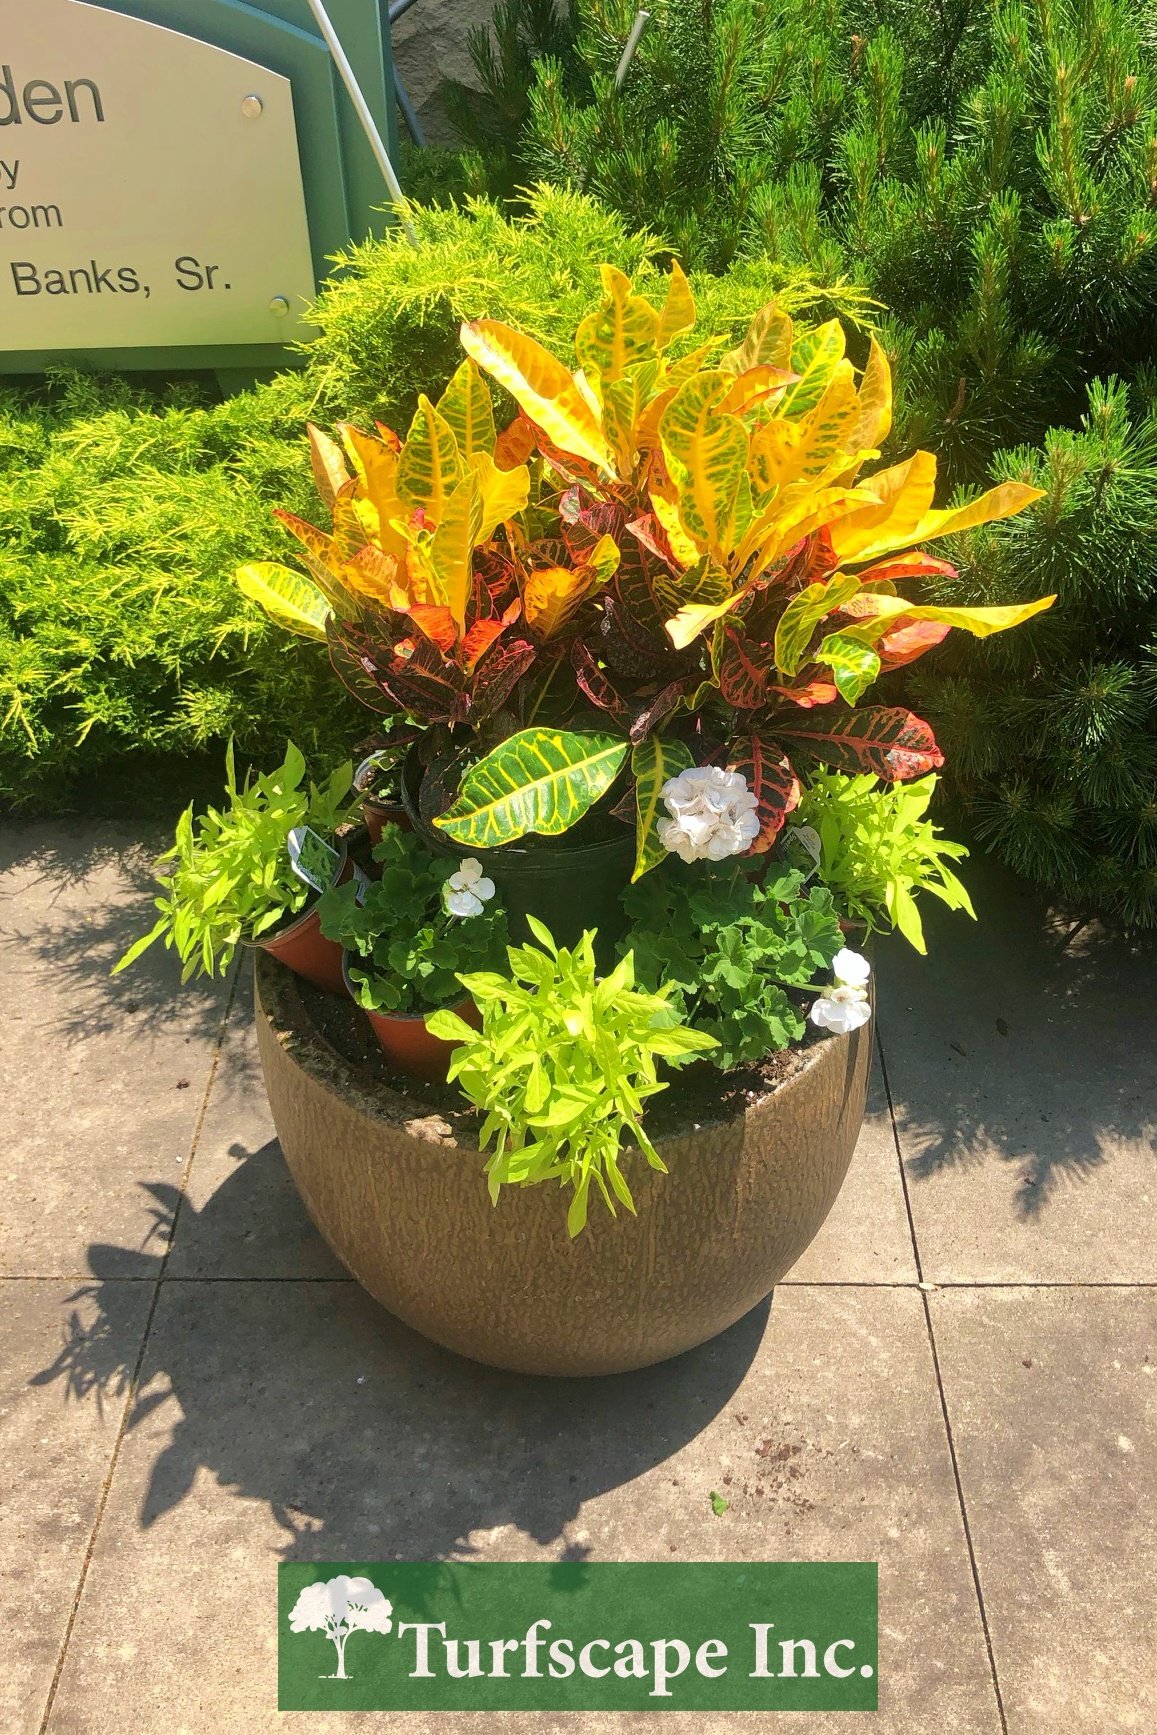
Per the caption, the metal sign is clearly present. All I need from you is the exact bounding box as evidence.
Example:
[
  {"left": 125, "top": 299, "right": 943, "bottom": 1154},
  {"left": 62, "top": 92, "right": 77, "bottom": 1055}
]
[{"left": 0, "top": 0, "right": 397, "bottom": 372}]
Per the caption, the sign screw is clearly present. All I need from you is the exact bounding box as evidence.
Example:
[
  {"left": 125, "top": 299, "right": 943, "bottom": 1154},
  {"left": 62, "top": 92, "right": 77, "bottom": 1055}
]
[
  {"left": 268, "top": 296, "right": 291, "bottom": 316},
  {"left": 241, "top": 94, "right": 264, "bottom": 118}
]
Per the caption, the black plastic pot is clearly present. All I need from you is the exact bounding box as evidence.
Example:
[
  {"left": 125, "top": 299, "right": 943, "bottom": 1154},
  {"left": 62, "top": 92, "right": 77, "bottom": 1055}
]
[{"left": 401, "top": 747, "right": 633, "bottom": 954}]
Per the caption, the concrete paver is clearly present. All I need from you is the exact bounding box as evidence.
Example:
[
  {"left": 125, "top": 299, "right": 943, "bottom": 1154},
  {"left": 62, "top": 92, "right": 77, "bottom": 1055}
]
[
  {"left": 0, "top": 824, "right": 231, "bottom": 1278},
  {"left": 931, "top": 1287, "right": 1157, "bottom": 1733},
  {"left": 41, "top": 1282, "right": 997, "bottom": 1735}
]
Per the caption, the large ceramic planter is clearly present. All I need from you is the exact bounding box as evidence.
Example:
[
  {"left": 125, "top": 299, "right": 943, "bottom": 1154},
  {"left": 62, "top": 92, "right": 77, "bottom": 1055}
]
[{"left": 255, "top": 951, "right": 873, "bottom": 1377}]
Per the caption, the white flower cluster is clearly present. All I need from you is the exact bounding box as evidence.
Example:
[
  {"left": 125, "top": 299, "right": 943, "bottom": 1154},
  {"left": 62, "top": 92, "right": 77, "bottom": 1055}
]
[
  {"left": 443, "top": 857, "right": 496, "bottom": 919},
  {"left": 657, "top": 765, "right": 760, "bottom": 863},
  {"left": 810, "top": 948, "right": 872, "bottom": 1035}
]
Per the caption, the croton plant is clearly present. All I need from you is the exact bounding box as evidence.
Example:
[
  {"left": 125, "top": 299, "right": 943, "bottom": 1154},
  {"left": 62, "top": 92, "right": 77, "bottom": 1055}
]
[{"left": 240, "top": 263, "right": 1051, "bottom": 880}]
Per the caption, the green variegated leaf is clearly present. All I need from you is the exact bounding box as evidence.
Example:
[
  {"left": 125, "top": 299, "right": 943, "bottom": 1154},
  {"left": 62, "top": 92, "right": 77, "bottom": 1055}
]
[
  {"left": 781, "top": 320, "right": 846, "bottom": 419},
  {"left": 437, "top": 358, "right": 496, "bottom": 461},
  {"left": 773, "top": 572, "right": 862, "bottom": 676},
  {"left": 660, "top": 373, "right": 751, "bottom": 555},
  {"left": 434, "top": 728, "right": 628, "bottom": 847},
  {"left": 816, "top": 630, "right": 881, "bottom": 704},
  {"left": 397, "top": 394, "right": 464, "bottom": 522},
  {"left": 430, "top": 469, "right": 483, "bottom": 631},
  {"left": 630, "top": 734, "right": 695, "bottom": 881},
  {"left": 575, "top": 264, "right": 661, "bottom": 383},
  {"left": 236, "top": 562, "right": 330, "bottom": 641}
]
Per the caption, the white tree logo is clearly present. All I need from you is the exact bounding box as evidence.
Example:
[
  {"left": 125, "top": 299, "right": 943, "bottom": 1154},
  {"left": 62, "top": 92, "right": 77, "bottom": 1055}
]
[{"left": 288, "top": 1575, "right": 394, "bottom": 1679}]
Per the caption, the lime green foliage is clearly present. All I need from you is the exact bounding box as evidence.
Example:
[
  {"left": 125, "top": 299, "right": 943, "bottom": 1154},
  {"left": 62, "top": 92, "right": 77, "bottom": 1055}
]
[
  {"left": 622, "top": 860, "right": 843, "bottom": 1069},
  {"left": 913, "top": 380, "right": 1157, "bottom": 927},
  {"left": 114, "top": 743, "right": 353, "bottom": 982},
  {"left": 0, "top": 370, "right": 358, "bottom": 808},
  {"left": 318, "top": 826, "right": 508, "bottom": 1014},
  {"left": 305, "top": 185, "right": 875, "bottom": 429},
  {"left": 426, "top": 918, "right": 716, "bottom": 1235},
  {"left": 794, "top": 772, "right": 974, "bottom": 952}
]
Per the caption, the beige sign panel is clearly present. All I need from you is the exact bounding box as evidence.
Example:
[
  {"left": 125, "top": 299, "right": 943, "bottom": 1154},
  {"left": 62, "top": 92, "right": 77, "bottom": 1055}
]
[{"left": 0, "top": 0, "right": 317, "bottom": 348}]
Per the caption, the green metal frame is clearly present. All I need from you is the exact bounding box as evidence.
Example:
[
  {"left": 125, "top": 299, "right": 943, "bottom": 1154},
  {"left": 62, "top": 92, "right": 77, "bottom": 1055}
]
[{"left": 0, "top": 0, "right": 398, "bottom": 375}]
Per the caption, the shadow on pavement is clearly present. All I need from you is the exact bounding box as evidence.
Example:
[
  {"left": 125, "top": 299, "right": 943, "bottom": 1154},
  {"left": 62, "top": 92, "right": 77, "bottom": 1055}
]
[
  {"left": 877, "top": 854, "right": 1157, "bottom": 1216},
  {"left": 0, "top": 819, "right": 235, "bottom": 1046},
  {"left": 31, "top": 1140, "right": 770, "bottom": 1563}
]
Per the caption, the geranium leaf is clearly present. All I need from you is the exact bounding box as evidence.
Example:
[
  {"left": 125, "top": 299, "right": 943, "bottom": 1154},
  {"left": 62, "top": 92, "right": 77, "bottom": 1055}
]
[
  {"left": 434, "top": 727, "right": 629, "bottom": 847},
  {"left": 630, "top": 733, "right": 695, "bottom": 881}
]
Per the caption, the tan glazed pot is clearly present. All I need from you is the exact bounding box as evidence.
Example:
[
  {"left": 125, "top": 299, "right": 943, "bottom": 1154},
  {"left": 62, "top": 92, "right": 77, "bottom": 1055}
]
[{"left": 255, "top": 952, "right": 873, "bottom": 1377}]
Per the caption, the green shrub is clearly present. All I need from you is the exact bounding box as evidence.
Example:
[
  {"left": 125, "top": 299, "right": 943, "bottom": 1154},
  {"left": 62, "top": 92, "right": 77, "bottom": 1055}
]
[
  {"left": 0, "top": 370, "right": 358, "bottom": 809},
  {"left": 913, "top": 379, "right": 1157, "bottom": 926}
]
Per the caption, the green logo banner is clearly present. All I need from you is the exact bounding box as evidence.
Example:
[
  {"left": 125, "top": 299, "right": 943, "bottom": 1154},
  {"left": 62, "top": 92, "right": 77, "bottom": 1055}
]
[{"left": 278, "top": 1561, "right": 878, "bottom": 1712}]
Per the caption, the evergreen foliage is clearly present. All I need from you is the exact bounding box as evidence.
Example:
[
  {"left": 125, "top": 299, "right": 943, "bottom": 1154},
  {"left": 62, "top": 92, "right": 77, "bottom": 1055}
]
[
  {"left": 519, "top": 0, "right": 1157, "bottom": 479},
  {"left": 913, "top": 379, "right": 1157, "bottom": 925}
]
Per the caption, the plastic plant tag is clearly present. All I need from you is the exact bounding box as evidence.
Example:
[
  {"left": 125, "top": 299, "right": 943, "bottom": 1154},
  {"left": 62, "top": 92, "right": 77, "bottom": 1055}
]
[
  {"left": 781, "top": 824, "right": 822, "bottom": 880},
  {"left": 287, "top": 826, "right": 341, "bottom": 894},
  {"left": 352, "top": 864, "right": 371, "bottom": 904}
]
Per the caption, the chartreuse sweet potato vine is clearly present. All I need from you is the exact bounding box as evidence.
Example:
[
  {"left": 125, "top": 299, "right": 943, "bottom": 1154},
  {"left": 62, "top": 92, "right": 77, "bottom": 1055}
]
[
  {"left": 239, "top": 262, "right": 1054, "bottom": 876},
  {"left": 427, "top": 920, "right": 716, "bottom": 1236}
]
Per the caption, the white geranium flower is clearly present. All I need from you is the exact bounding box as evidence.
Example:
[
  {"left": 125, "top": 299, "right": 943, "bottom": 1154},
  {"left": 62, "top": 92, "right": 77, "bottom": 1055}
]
[
  {"left": 443, "top": 857, "right": 496, "bottom": 919},
  {"left": 810, "top": 986, "right": 873, "bottom": 1034},
  {"left": 832, "top": 948, "right": 871, "bottom": 989},
  {"left": 811, "top": 948, "right": 872, "bottom": 1034},
  {"left": 657, "top": 765, "right": 761, "bottom": 864}
]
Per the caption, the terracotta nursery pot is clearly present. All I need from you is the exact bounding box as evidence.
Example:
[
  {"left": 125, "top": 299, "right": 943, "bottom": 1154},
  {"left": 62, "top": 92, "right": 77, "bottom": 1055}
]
[
  {"left": 342, "top": 953, "right": 480, "bottom": 1084},
  {"left": 362, "top": 797, "right": 410, "bottom": 848},
  {"left": 254, "top": 841, "right": 352, "bottom": 996},
  {"left": 254, "top": 951, "right": 873, "bottom": 1377}
]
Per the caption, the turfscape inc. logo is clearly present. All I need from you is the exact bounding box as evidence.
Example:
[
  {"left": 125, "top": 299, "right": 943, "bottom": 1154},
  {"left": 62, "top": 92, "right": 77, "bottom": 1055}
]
[{"left": 278, "top": 1561, "right": 878, "bottom": 1713}]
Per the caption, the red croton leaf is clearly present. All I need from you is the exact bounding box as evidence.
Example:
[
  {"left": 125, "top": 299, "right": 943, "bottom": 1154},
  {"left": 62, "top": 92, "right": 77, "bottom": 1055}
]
[
  {"left": 854, "top": 553, "right": 958, "bottom": 586},
  {"left": 876, "top": 618, "right": 952, "bottom": 670},
  {"left": 559, "top": 487, "right": 625, "bottom": 562},
  {"left": 728, "top": 733, "right": 801, "bottom": 854},
  {"left": 333, "top": 625, "right": 465, "bottom": 725},
  {"left": 773, "top": 705, "right": 945, "bottom": 780},
  {"left": 493, "top": 413, "right": 538, "bottom": 471},
  {"left": 715, "top": 622, "right": 776, "bottom": 709},
  {"left": 769, "top": 678, "right": 840, "bottom": 708},
  {"left": 571, "top": 639, "right": 629, "bottom": 717},
  {"left": 467, "top": 638, "right": 537, "bottom": 721},
  {"left": 628, "top": 677, "right": 695, "bottom": 743},
  {"left": 404, "top": 604, "right": 457, "bottom": 654}
]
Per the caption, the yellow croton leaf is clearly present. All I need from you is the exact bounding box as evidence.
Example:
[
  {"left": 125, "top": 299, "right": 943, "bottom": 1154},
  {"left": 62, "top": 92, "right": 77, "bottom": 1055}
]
[
  {"left": 841, "top": 589, "right": 1056, "bottom": 639},
  {"left": 655, "top": 259, "right": 697, "bottom": 351},
  {"left": 436, "top": 358, "right": 496, "bottom": 461},
  {"left": 781, "top": 320, "right": 847, "bottom": 418},
  {"left": 336, "top": 424, "right": 409, "bottom": 561},
  {"left": 846, "top": 335, "right": 893, "bottom": 454},
  {"left": 469, "top": 451, "right": 530, "bottom": 541},
  {"left": 649, "top": 485, "right": 703, "bottom": 566},
  {"left": 825, "top": 450, "right": 939, "bottom": 562},
  {"left": 522, "top": 536, "right": 617, "bottom": 638},
  {"left": 430, "top": 469, "right": 483, "bottom": 632},
  {"left": 833, "top": 471, "right": 1046, "bottom": 566},
  {"left": 720, "top": 302, "right": 794, "bottom": 374},
  {"left": 718, "top": 364, "right": 798, "bottom": 419},
  {"left": 660, "top": 371, "right": 753, "bottom": 557},
  {"left": 396, "top": 394, "right": 465, "bottom": 524},
  {"left": 236, "top": 562, "right": 329, "bottom": 641},
  {"left": 460, "top": 319, "right": 615, "bottom": 474},
  {"left": 306, "top": 423, "right": 350, "bottom": 510},
  {"left": 574, "top": 263, "right": 661, "bottom": 384}
]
